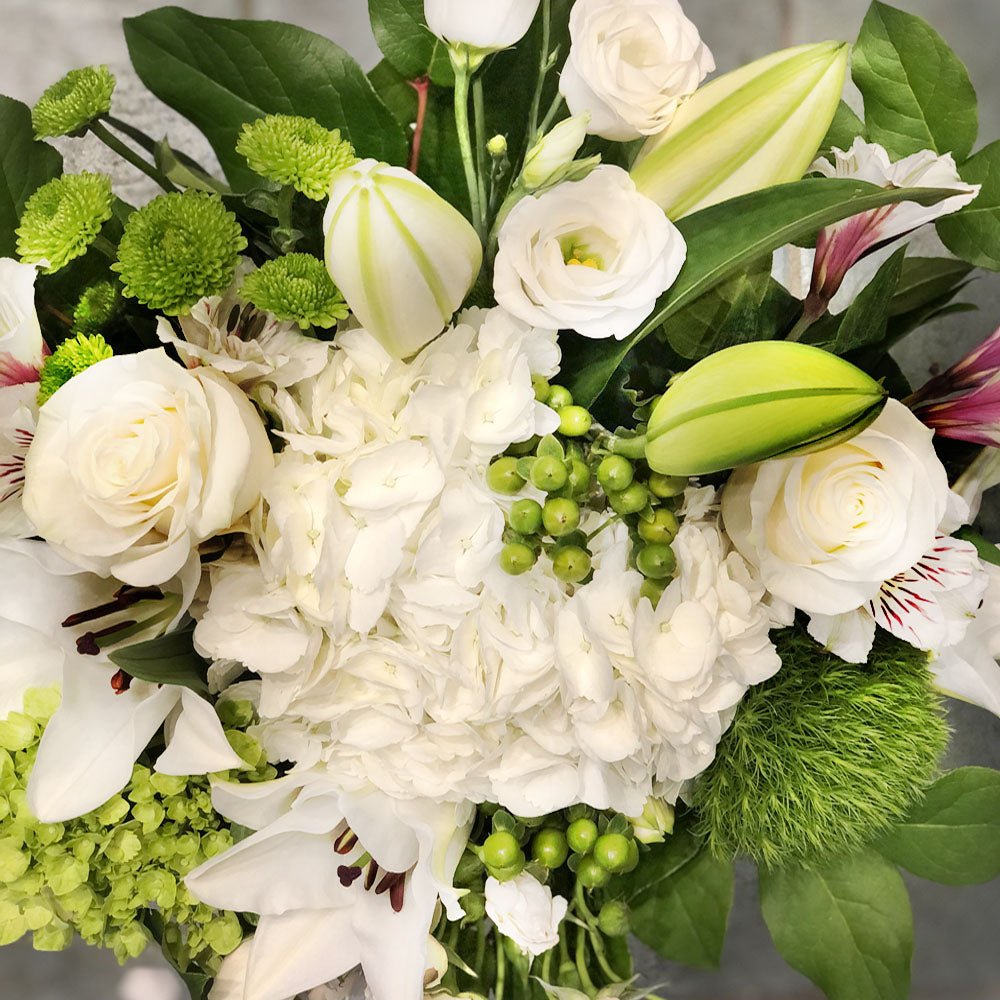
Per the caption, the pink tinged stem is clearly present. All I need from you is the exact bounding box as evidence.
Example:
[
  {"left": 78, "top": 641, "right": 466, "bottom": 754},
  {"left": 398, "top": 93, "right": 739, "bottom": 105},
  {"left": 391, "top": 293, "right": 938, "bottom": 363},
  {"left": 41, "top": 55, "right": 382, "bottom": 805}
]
[{"left": 407, "top": 77, "right": 430, "bottom": 175}]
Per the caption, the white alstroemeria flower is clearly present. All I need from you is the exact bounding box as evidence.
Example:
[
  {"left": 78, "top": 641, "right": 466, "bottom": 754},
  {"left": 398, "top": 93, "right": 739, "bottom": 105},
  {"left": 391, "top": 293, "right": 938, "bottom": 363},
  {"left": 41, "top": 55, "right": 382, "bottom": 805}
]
[
  {"left": 0, "top": 258, "right": 45, "bottom": 383},
  {"left": 0, "top": 383, "right": 38, "bottom": 538},
  {"left": 0, "top": 539, "right": 243, "bottom": 822},
  {"left": 953, "top": 447, "right": 1000, "bottom": 523},
  {"left": 187, "top": 772, "right": 473, "bottom": 1000},
  {"left": 494, "top": 166, "right": 686, "bottom": 340},
  {"left": 484, "top": 873, "right": 568, "bottom": 958},
  {"left": 424, "top": 0, "right": 540, "bottom": 51},
  {"left": 559, "top": 0, "right": 714, "bottom": 141}
]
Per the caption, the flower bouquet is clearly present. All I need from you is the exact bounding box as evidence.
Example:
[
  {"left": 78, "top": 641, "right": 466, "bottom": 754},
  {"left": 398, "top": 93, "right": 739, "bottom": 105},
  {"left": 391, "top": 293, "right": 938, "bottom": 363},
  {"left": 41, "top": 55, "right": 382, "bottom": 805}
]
[{"left": 2, "top": 1, "right": 1000, "bottom": 998}]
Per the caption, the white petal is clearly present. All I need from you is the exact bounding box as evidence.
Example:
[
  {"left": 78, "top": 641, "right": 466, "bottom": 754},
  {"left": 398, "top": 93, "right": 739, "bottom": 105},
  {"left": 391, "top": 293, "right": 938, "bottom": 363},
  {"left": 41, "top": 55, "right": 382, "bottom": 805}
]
[
  {"left": 209, "top": 770, "right": 316, "bottom": 830},
  {"left": 155, "top": 688, "right": 246, "bottom": 775},
  {"left": 932, "top": 647, "right": 1000, "bottom": 717},
  {"left": 807, "top": 609, "right": 877, "bottom": 663},
  {"left": 0, "top": 621, "right": 64, "bottom": 717}
]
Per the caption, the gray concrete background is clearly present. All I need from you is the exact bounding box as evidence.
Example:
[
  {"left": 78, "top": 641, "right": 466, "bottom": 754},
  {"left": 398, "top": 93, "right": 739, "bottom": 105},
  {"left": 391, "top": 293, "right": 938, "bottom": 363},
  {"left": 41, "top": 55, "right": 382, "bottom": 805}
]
[{"left": 2, "top": 1, "right": 999, "bottom": 998}]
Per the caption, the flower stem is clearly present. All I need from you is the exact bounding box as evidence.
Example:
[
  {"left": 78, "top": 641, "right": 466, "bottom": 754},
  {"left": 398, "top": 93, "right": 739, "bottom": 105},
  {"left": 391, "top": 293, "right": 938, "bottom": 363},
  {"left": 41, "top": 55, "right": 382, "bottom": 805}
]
[
  {"left": 574, "top": 922, "right": 596, "bottom": 994},
  {"left": 407, "top": 76, "right": 430, "bottom": 174},
  {"left": 89, "top": 120, "right": 178, "bottom": 193},
  {"left": 574, "top": 881, "right": 623, "bottom": 983},
  {"left": 453, "top": 56, "right": 487, "bottom": 243},
  {"left": 276, "top": 185, "right": 295, "bottom": 232},
  {"left": 605, "top": 433, "right": 648, "bottom": 459},
  {"left": 538, "top": 92, "right": 566, "bottom": 137},
  {"left": 473, "top": 77, "right": 490, "bottom": 221},
  {"left": 786, "top": 292, "right": 829, "bottom": 342},
  {"left": 495, "top": 932, "right": 507, "bottom": 1000},
  {"left": 527, "top": 0, "right": 552, "bottom": 143},
  {"left": 91, "top": 234, "right": 118, "bottom": 261}
]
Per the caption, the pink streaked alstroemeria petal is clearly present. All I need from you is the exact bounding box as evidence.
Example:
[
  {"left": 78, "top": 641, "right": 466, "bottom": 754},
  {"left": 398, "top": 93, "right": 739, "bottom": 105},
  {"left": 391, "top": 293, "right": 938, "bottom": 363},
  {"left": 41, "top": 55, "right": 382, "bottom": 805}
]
[
  {"left": 914, "top": 380, "right": 1000, "bottom": 446},
  {"left": 0, "top": 351, "right": 40, "bottom": 387}
]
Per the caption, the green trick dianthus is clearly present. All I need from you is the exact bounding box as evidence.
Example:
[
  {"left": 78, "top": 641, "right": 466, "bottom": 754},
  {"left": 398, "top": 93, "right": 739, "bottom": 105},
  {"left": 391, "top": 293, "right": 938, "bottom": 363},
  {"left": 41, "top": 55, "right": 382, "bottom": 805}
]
[
  {"left": 32, "top": 65, "right": 116, "bottom": 139},
  {"left": 16, "top": 173, "right": 114, "bottom": 273},
  {"left": 693, "top": 626, "right": 949, "bottom": 869},
  {"left": 112, "top": 191, "right": 247, "bottom": 316},
  {"left": 71, "top": 281, "right": 119, "bottom": 337},
  {"left": 240, "top": 253, "right": 348, "bottom": 329},
  {"left": 236, "top": 114, "right": 357, "bottom": 200},
  {"left": 37, "top": 333, "right": 114, "bottom": 405}
]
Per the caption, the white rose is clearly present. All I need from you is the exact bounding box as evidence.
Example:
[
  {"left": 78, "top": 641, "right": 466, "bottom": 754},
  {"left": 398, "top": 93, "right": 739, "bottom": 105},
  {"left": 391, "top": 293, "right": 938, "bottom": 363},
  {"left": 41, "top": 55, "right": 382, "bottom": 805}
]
[
  {"left": 722, "top": 400, "right": 954, "bottom": 616},
  {"left": 559, "top": 0, "right": 714, "bottom": 141},
  {"left": 484, "top": 873, "right": 568, "bottom": 957},
  {"left": 424, "top": 0, "right": 541, "bottom": 50},
  {"left": 0, "top": 258, "right": 44, "bottom": 378},
  {"left": 494, "top": 166, "right": 686, "bottom": 339},
  {"left": 23, "top": 349, "right": 272, "bottom": 586}
]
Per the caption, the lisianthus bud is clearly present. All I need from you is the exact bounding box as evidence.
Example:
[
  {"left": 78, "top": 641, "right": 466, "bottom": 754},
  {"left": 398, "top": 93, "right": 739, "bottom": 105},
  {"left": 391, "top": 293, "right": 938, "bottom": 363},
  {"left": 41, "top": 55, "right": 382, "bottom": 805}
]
[
  {"left": 424, "top": 0, "right": 541, "bottom": 52},
  {"left": 632, "top": 42, "right": 849, "bottom": 218},
  {"left": 521, "top": 115, "right": 592, "bottom": 191},
  {"left": 323, "top": 159, "right": 483, "bottom": 358},
  {"left": 627, "top": 797, "right": 675, "bottom": 844},
  {"left": 645, "top": 341, "right": 886, "bottom": 476}
]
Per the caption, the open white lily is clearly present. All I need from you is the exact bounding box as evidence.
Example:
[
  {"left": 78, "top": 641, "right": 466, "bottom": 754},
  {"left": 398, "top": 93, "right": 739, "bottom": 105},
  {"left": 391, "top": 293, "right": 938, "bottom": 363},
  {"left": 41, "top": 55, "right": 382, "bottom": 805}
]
[
  {"left": 186, "top": 771, "right": 474, "bottom": 1000},
  {"left": 0, "top": 539, "right": 244, "bottom": 822}
]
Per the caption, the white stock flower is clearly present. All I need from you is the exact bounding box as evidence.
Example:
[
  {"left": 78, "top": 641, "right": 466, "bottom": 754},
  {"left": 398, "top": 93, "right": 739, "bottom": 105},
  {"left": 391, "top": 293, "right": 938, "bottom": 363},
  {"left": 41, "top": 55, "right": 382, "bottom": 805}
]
[
  {"left": 424, "top": 0, "right": 540, "bottom": 50},
  {"left": 484, "top": 873, "right": 568, "bottom": 957},
  {"left": 0, "top": 258, "right": 44, "bottom": 384},
  {"left": 494, "top": 166, "right": 686, "bottom": 339},
  {"left": 22, "top": 349, "right": 273, "bottom": 586},
  {"left": 559, "top": 0, "right": 714, "bottom": 141}
]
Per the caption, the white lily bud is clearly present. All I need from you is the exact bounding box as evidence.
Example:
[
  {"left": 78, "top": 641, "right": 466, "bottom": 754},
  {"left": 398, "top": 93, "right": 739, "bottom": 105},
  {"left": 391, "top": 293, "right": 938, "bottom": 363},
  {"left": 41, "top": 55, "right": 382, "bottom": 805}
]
[
  {"left": 323, "top": 159, "right": 483, "bottom": 359},
  {"left": 424, "top": 0, "right": 541, "bottom": 51},
  {"left": 521, "top": 115, "right": 591, "bottom": 191}
]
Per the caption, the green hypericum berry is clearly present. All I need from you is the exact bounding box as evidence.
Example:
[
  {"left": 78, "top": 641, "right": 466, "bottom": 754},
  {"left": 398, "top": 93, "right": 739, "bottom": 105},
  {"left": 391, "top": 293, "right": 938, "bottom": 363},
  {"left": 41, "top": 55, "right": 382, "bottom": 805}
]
[
  {"left": 531, "top": 829, "right": 569, "bottom": 869},
  {"left": 32, "top": 65, "right": 116, "bottom": 138},
  {"left": 552, "top": 545, "right": 591, "bottom": 583},
  {"left": 487, "top": 456, "right": 526, "bottom": 494},
  {"left": 636, "top": 543, "right": 676, "bottom": 580},
  {"left": 240, "top": 254, "right": 348, "bottom": 330},
  {"left": 500, "top": 542, "right": 536, "bottom": 576},
  {"left": 532, "top": 375, "right": 551, "bottom": 402},
  {"left": 71, "top": 281, "right": 118, "bottom": 337},
  {"left": 488, "top": 857, "right": 526, "bottom": 881},
  {"left": 542, "top": 498, "right": 580, "bottom": 537},
  {"left": 566, "top": 818, "right": 598, "bottom": 854},
  {"left": 648, "top": 472, "right": 688, "bottom": 499},
  {"left": 608, "top": 482, "right": 648, "bottom": 516},
  {"left": 37, "top": 333, "right": 113, "bottom": 405},
  {"left": 597, "top": 455, "right": 634, "bottom": 493},
  {"left": 622, "top": 838, "right": 640, "bottom": 874},
  {"left": 576, "top": 855, "right": 610, "bottom": 889},
  {"left": 593, "top": 833, "right": 631, "bottom": 873},
  {"left": 531, "top": 455, "right": 568, "bottom": 492},
  {"left": 558, "top": 405, "right": 592, "bottom": 437},
  {"left": 597, "top": 900, "right": 630, "bottom": 937},
  {"left": 236, "top": 114, "right": 357, "bottom": 200},
  {"left": 640, "top": 578, "right": 667, "bottom": 607},
  {"left": 546, "top": 385, "right": 573, "bottom": 409},
  {"left": 567, "top": 458, "right": 592, "bottom": 497},
  {"left": 483, "top": 831, "right": 521, "bottom": 869},
  {"left": 113, "top": 191, "right": 247, "bottom": 316},
  {"left": 638, "top": 508, "right": 679, "bottom": 544},
  {"left": 16, "top": 173, "right": 113, "bottom": 273},
  {"left": 510, "top": 498, "right": 544, "bottom": 535}
]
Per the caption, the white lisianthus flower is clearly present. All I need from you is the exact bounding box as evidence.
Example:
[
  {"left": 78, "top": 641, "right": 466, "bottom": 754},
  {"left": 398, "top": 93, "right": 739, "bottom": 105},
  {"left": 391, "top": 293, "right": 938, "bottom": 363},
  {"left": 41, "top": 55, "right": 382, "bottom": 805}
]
[
  {"left": 0, "top": 258, "right": 44, "bottom": 383},
  {"left": 521, "top": 115, "right": 592, "bottom": 191},
  {"left": 484, "top": 873, "right": 568, "bottom": 957},
  {"left": 22, "top": 349, "right": 273, "bottom": 586},
  {"left": 559, "top": 0, "right": 714, "bottom": 141},
  {"left": 424, "top": 0, "right": 541, "bottom": 51},
  {"left": 494, "top": 166, "right": 686, "bottom": 339}
]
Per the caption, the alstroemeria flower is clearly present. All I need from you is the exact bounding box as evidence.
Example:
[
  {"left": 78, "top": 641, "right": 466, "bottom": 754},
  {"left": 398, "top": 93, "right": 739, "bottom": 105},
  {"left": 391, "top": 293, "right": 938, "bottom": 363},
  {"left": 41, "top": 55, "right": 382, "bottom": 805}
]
[
  {"left": 0, "top": 257, "right": 45, "bottom": 386},
  {"left": 0, "top": 383, "right": 38, "bottom": 537}
]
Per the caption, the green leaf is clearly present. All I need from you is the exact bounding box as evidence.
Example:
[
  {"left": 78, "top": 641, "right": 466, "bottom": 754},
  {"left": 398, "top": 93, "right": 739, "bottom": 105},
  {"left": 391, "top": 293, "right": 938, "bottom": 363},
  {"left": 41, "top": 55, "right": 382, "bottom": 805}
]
[
  {"left": 954, "top": 527, "right": 1000, "bottom": 568},
  {"left": 617, "top": 826, "right": 702, "bottom": 907},
  {"left": 123, "top": 7, "right": 408, "bottom": 191},
  {"left": 108, "top": 620, "right": 210, "bottom": 694},
  {"left": 368, "top": 0, "right": 454, "bottom": 86},
  {"left": 0, "top": 94, "right": 63, "bottom": 256},
  {"left": 852, "top": 1, "right": 978, "bottom": 162},
  {"left": 629, "top": 845, "right": 734, "bottom": 969},
  {"left": 831, "top": 247, "right": 905, "bottom": 353},
  {"left": 938, "top": 139, "right": 1000, "bottom": 271},
  {"left": 821, "top": 100, "right": 867, "bottom": 153},
  {"left": 760, "top": 848, "right": 913, "bottom": 1000},
  {"left": 154, "top": 138, "right": 230, "bottom": 194},
  {"left": 877, "top": 767, "right": 1000, "bottom": 885},
  {"left": 369, "top": 58, "right": 420, "bottom": 126},
  {"left": 560, "top": 178, "right": 964, "bottom": 406},
  {"left": 889, "top": 256, "right": 974, "bottom": 315}
]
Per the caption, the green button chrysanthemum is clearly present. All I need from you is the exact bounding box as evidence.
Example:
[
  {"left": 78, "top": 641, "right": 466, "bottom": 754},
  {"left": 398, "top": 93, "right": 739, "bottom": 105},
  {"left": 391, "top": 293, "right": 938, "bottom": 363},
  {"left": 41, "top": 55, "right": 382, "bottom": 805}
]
[
  {"left": 37, "top": 333, "right": 114, "bottom": 405},
  {"left": 16, "top": 172, "right": 114, "bottom": 273},
  {"left": 112, "top": 191, "right": 248, "bottom": 316},
  {"left": 32, "top": 65, "right": 116, "bottom": 139},
  {"left": 240, "top": 253, "right": 349, "bottom": 329},
  {"left": 71, "top": 281, "right": 119, "bottom": 337},
  {"left": 236, "top": 114, "right": 358, "bottom": 200}
]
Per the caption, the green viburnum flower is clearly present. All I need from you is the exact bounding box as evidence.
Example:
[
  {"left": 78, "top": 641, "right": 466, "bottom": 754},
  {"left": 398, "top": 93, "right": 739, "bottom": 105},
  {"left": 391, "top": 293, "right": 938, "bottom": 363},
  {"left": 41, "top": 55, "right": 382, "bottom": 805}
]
[
  {"left": 0, "top": 691, "right": 271, "bottom": 967},
  {"left": 236, "top": 114, "right": 357, "bottom": 200},
  {"left": 37, "top": 333, "right": 114, "bottom": 405},
  {"left": 16, "top": 173, "right": 114, "bottom": 273},
  {"left": 240, "top": 253, "right": 348, "bottom": 330},
  {"left": 31, "top": 65, "right": 116, "bottom": 139},
  {"left": 112, "top": 191, "right": 247, "bottom": 316},
  {"left": 693, "top": 627, "right": 949, "bottom": 868},
  {"left": 71, "top": 281, "right": 119, "bottom": 337}
]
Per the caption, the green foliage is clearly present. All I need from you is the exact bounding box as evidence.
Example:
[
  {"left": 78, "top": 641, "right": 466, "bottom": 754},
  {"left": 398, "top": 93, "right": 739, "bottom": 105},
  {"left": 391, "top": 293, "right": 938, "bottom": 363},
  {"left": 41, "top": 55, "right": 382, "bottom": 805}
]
[
  {"left": 821, "top": 101, "right": 867, "bottom": 153},
  {"left": 31, "top": 65, "right": 116, "bottom": 139},
  {"left": 938, "top": 139, "right": 1000, "bottom": 271},
  {"left": 852, "top": 2, "right": 978, "bottom": 163},
  {"left": 760, "top": 848, "right": 913, "bottom": 1000},
  {"left": 123, "top": 8, "right": 408, "bottom": 191},
  {"left": 37, "top": 333, "right": 114, "bottom": 404},
  {"left": 877, "top": 767, "right": 1000, "bottom": 885},
  {"left": 109, "top": 621, "right": 210, "bottom": 695},
  {"left": 368, "top": 0, "right": 454, "bottom": 86},
  {"left": 693, "top": 627, "right": 949, "bottom": 868},
  {"left": 240, "top": 253, "right": 348, "bottom": 329}
]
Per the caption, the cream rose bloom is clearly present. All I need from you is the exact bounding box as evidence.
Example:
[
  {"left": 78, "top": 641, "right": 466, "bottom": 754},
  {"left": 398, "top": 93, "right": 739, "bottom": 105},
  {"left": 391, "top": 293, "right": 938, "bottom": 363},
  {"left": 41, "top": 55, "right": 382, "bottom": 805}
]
[
  {"left": 559, "top": 0, "right": 714, "bottom": 141},
  {"left": 722, "top": 400, "right": 955, "bottom": 616},
  {"left": 484, "top": 873, "right": 568, "bottom": 957},
  {"left": 23, "top": 349, "right": 272, "bottom": 586}
]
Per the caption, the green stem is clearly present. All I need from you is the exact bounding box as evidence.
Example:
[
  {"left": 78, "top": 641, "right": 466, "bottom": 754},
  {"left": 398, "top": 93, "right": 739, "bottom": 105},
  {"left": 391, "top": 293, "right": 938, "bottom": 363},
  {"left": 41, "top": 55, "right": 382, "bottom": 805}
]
[
  {"left": 89, "top": 120, "right": 177, "bottom": 193},
  {"left": 527, "top": 0, "right": 552, "bottom": 142},
  {"left": 541, "top": 946, "right": 553, "bottom": 985},
  {"left": 573, "top": 883, "right": 624, "bottom": 985},
  {"left": 496, "top": 933, "right": 507, "bottom": 1000},
  {"left": 276, "top": 185, "right": 295, "bottom": 232},
  {"left": 473, "top": 77, "right": 489, "bottom": 228},
  {"left": 91, "top": 234, "right": 117, "bottom": 260},
  {"left": 474, "top": 920, "right": 488, "bottom": 980},
  {"left": 538, "top": 92, "right": 566, "bottom": 137},
  {"left": 453, "top": 57, "right": 487, "bottom": 243},
  {"left": 605, "top": 433, "right": 648, "bottom": 460},
  {"left": 574, "top": 923, "right": 596, "bottom": 995},
  {"left": 786, "top": 292, "right": 829, "bottom": 342}
]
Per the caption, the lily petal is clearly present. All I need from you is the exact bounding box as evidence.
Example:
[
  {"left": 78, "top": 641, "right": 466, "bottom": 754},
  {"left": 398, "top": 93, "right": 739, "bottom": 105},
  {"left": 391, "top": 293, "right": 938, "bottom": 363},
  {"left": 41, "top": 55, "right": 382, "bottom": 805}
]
[{"left": 155, "top": 687, "right": 247, "bottom": 776}]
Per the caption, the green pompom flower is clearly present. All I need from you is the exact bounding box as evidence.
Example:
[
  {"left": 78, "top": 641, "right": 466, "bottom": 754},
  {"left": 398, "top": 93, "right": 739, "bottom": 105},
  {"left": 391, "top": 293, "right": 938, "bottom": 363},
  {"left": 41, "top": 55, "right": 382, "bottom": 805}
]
[
  {"left": 112, "top": 191, "right": 247, "bottom": 316},
  {"left": 236, "top": 114, "right": 357, "bottom": 200},
  {"left": 37, "top": 333, "right": 114, "bottom": 405},
  {"left": 31, "top": 65, "right": 116, "bottom": 139},
  {"left": 71, "top": 281, "right": 119, "bottom": 337},
  {"left": 16, "top": 173, "right": 114, "bottom": 273},
  {"left": 240, "top": 253, "right": 348, "bottom": 329},
  {"left": 693, "top": 627, "right": 949, "bottom": 868}
]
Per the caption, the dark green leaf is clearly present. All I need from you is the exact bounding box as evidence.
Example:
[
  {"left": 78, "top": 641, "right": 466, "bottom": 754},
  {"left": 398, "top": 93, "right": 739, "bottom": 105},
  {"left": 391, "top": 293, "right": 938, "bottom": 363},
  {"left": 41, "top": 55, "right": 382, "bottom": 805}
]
[
  {"left": 877, "top": 767, "right": 1000, "bottom": 885},
  {"left": 954, "top": 527, "right": 1000, "bottom": 568},
  {"left": 890, "top": 256, "right": 974, "bottom": 315},
  {"left": 938, "top": 139, "right": 1000, "bottom": 271},
  {"left": 822, "top": 100, "right": 867, "bottom": 153},
  {"left": 561, "top": 178, "right": 964, "bottom": 406},
  {"left": 368, "top": 0, "right": 454, "bottom": 86},
  {"left": 831, "top": 247, "right": 905, "bottom": 353},
  {"left": 368, "top": 58, "right": 420, "bottom": 126},
  {"left": 109, "top": 620, "right": 210, "bottom": 694},
  {"left": 760, "top": 848, "right": 913, "bottom": 1000},
  {"left": 617, "top": 826, "right": 702, "bottom": 907},
  {"left": 124, "top": 7, "right": 408, "bottom": 191},
  {"left": 630, "top": 845, "right": 734, "bottom": 969},
  {"left": 852, "top": 1, "right": 978, "bottom": 162},
  {"left": 0, "top": 94, "right": 63, "bottom": 256}
]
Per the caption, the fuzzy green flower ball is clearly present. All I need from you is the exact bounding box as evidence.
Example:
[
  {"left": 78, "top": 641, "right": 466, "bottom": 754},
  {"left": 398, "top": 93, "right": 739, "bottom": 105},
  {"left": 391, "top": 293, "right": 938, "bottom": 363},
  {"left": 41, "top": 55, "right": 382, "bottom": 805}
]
[
  {"left": 236, "top": 114, "right": 357, "bottom": 200},
  {"left": 112, "top": 191, "right": 247, "bottom": 316},
  {"left": 71, "top": 281, "right": 119, "bottom": 338},
  {"left": 37, "top": 333, "right": 114, "bottom": 405},
  {"left": 240, "top": 253, "right": 348, "bottom": 329},
  {"left": 32, "top": 65, "right": 116, "bottom": 139},
  {"left": 16, "top": 173, "right": 114, "bottom": 273},
  {"left": 693, "top": 627, "right": 949, "bottom": 869}
]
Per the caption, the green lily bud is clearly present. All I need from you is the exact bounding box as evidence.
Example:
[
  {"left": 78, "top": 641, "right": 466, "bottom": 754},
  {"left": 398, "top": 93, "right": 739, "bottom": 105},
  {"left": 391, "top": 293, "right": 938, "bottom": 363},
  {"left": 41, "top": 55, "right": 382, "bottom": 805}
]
[
  {"left": 632, "top": 42, "right": 849, "bottom": 218},
  {"left": 645, "top": 342, "right": 886, "bottom": 476}
]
